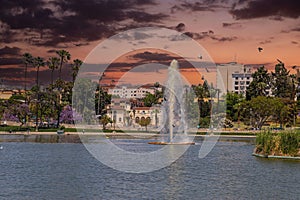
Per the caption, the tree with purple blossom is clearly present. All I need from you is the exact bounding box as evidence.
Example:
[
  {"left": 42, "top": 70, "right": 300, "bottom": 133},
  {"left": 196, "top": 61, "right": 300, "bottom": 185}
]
[
  {"left": 3, "top": 103, "right": 29, "bottom": 126},
  {"left": 60, "top": 105, "right": 82, "bottom": 124}
]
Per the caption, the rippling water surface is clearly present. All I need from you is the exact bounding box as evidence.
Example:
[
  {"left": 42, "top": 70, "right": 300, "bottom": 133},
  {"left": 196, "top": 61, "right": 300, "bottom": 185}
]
[{"left": 0, "top": 140, "right": 299, "bottom": 199}]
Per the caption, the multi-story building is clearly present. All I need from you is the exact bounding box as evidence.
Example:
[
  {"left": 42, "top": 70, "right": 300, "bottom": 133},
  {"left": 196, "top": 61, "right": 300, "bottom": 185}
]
[
  {"left": 216, "top": 62, "right": 253, "bottom": 96},
  {"left": 107, "top": 85, "right": 160, "bottom": 99}
]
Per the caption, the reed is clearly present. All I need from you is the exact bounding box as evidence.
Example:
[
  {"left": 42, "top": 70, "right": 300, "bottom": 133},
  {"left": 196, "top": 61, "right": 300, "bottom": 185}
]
[{"left": 255, "top": 130, "right": 300, "bottom": 157}]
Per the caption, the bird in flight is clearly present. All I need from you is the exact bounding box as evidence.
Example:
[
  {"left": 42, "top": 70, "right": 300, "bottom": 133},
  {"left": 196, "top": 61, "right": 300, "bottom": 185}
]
[{"left": 258, "top": 47, "right": 263, "bottom": 52}]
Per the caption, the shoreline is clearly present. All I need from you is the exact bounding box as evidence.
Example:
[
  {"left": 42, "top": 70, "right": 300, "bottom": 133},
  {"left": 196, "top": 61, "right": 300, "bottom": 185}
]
[
  {"left": 252, "top": 153, "right": 300, "bottom": 160},
  {"left": 0, "top": 132, "right": 256, "bottom": 143}
]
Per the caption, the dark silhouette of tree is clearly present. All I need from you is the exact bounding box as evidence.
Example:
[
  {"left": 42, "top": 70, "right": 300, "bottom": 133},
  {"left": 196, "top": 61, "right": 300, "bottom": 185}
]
[
  {"left": 33, "top": 56, "right": 45, "bottom": 131},
  {"left": 22, "top": 53, "right": 33, "bottom": 91},
  {"left": 56, "top": 50, "right": 71, "bottom": 80},
  {"left": 47, "top": 57, "right": 59, "bottom": 88},
  {"left": 72, "top": 59, "right": 83, "bottom": 84}
]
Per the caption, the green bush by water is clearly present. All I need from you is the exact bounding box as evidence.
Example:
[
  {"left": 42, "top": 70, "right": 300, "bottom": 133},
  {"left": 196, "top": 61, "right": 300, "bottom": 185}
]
[{"left": 256, "top": 130, "right": 300, "bottom": 156}]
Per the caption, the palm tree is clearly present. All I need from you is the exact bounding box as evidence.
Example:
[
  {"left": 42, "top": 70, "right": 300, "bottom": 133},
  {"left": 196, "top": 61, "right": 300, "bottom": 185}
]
[
  {"left": 55, "top": 50, "right": 70, "bottom": 129},
  {"left": 21, "top": 53, "right": 33, "bottom": 127},
  {"left": 22, "top": 53, "right": 33, "bottom": 92},
  {"left": 34, "top": 57, "right": 45, "bottom": 88},
  {"left": 72, "top": 59, "right": 83, "bottom": 84},
  {"left": 33, "top": 56, "right": 45, "bottom": 131},
  {"left": 56, "top": 50, "right": 71, "bottom": 80},
  {"left": 47, "top": 57, "right": 59, "bottom": 88}
]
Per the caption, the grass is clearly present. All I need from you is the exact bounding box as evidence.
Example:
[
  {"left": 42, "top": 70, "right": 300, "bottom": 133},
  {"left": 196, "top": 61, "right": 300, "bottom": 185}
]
[{"left": 255, "top": 130, "right": 300, "bottom": 157}]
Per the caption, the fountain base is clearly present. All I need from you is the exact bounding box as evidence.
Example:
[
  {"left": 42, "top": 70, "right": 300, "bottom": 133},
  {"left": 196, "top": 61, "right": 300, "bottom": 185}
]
[{"left": 148, "top": 141, "right": 195, "bottom": 145}]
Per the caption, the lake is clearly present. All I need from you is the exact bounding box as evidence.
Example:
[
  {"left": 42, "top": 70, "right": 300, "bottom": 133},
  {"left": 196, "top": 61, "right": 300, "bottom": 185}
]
[{"left": 0, "top": 139, "right": 299, "bottom": 199}]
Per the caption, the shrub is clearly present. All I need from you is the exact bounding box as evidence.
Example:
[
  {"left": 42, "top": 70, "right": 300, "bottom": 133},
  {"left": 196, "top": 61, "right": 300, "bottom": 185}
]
[
  {"left": 279, "top": 131, "right": 299, "bottom": 156},
  {"left": 256, "top": 130, "right": 300, "bottom": 156}
]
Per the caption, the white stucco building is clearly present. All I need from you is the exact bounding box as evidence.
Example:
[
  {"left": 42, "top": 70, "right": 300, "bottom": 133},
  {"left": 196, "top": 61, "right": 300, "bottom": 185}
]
[
  {"left": 106, "top": 98, "right": 162, "bottom": 128},
  {"left": 107, "top": 86, "right": 161, "bottom": 99},
  {"left": 216, "top": 62, "right": 253, "bottom": 96}
]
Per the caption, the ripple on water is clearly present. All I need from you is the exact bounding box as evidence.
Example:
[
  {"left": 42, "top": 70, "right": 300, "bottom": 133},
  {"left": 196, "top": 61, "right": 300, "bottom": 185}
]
[{"left": 0, "top": 141, "right": 299, "bottom": 199}]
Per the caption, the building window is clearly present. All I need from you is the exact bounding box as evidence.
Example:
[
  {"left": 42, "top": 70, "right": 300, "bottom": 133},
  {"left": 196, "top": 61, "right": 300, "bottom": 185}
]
[
  {"left": 240, "top": 81, "right": 245, "bottom": 85},
  {"left": 119, "top": 117, "right": 122, "bottom": 122},
  {"left": 246, "top": 81, "right": 250, "bottom": 85},
  {"left": 235, "top": 86, "right": 238, "bottom": 90},
  {"left": 247, "top": 77, "right": 250, "bottom": 80},
  {"left": 235, "top": 77, "right": 238, "bottom": 80},
  {"left": 135, "top": 117, "right": 140, "bottom": 123},
  {"left": 235, "top": 81, "right": 238, "bottom": 85}
]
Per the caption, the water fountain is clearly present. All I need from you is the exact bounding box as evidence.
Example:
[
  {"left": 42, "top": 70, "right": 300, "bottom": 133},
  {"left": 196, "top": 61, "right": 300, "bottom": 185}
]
[{"left": 149, "top": 60, "right": 195, "bottom": 145}]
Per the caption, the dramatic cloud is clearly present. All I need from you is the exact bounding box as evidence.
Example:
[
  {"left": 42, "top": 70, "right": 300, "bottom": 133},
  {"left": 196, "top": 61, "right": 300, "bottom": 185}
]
[
  {"left": 183, "top": 31, "right": 237, "bottom": 42},
  {"left": 183, "top": 30, "right": 214, "bottom": 40},
  {"left": 211, "top": 36, "right": 237, "bottom": 42},
  {"left": 130, "top": 51, "right": 182, "bottom": 62},
  {"left": 222, "top": 22, "right": 242, "bottom": 29},
  {"left": 0, "top": 58, "right": 22, "bottom": 65},
  {"left": 230, "top": 0, "right": 300, "bottom": 20},
  {"left": 0, "top": 0, "right": 168, "bottom": 46},
  {"left": 170, "top": 1, "right": 222, "bottom": 13},
  {"left": 291, "top": 27, "right": 300, "bottom": 32},
  {"left": 0, "top": 46, "right": 21, "bottom": 56},
  {"left": 291, "top": 41, "right": 298, "bottom": 45},
  {"left": 259, "top": 40, "right": 272, "bottom": 45}
]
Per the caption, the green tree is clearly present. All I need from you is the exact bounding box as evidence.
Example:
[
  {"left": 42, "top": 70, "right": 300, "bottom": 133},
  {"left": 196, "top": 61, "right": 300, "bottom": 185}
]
[
  {"left": 193, "top": 83, "right": 211, "bottom": 123},
  {"left": 143, "top": 92, "right": 157, "bottom": 107},
  {"left": 241, "top": 96, "right": 282, "bottom": 129},
  {"left": 139, "top": 117, "right": 151, "bottom": 131},
  {"left": 271, "top": 61, "right": 294, "bottom": 99},
  {"left": 72, "top": 78, "right": 98, "bottom": 124},
  {"left": 95, "top": 85, "right": 111, "bottom": 115},
  {"left": 100, "top": 115, "right": 111, "bottom": 130},
  {"left": 246, "top": 66, "right": 271, "bottom": 100},
  {"left": 273, "top": 99, "right": 296, "bottom": 128},
  {"left": 226, "top": 92, "right": 244, "bottom": 121}
]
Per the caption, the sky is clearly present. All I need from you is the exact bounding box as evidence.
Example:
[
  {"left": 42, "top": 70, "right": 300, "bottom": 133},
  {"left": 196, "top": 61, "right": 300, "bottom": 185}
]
[{"left": 0, "top": 0, "right": 300, "bottom": 88}]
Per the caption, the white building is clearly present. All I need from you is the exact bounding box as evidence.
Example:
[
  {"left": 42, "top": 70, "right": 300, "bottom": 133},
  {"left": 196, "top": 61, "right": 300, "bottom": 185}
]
[
  {"left": 108, "top": 86, "right": 160, "bottom": 99},
  {"left": 107, "top": 98, "right": 131, "bottom": 127},
  {"left": 216, "top": 62, "right": 253, "bottom": 96},
  {"left": 106, "top": 98, "right": 162, "bottom": 128}
]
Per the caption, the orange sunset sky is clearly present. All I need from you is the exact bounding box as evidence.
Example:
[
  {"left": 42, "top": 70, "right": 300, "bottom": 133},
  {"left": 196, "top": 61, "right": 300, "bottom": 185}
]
[{"left": 0, "top": 0, "right": 299, "bottom": 87}]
